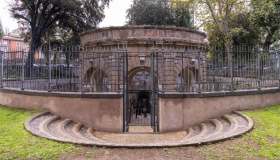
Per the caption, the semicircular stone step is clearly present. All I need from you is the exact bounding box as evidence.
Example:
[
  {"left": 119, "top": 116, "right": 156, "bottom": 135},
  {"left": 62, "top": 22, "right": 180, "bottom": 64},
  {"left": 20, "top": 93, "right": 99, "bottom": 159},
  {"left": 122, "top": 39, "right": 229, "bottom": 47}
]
[
  {"left": 46, "top": 117, "right": 69, "bottom": 140},
  {"left": 182, "top": 125, "right": 203, "bottom": 142},
  {"left": 59, "top": 119, "right": 86, "bottom": 143},
  {"left": 71, "top": 123, "right": 92, "bottom": 142},
  {"left": 79, "top": 127, "right": 107, "bottom": 143},
  {"left": 205, "top": 117, "right": 232, "bottom": 142},
  {"left": 200, "top": 118, "right": 224, "bottom": 142},
  {"left": 54, "top": 118, "right": 90, "bottom": 144},
  {"left": 221, "top": 114, "right": 240, "bottom": 137},
  {"left": 209, "top": 113, "right": 250, "bottom": 142},
  {"left": 25, "top": 112, "right": 254, "bottom": 148},
  {"left": 39, "top": 115, "right": 61, "bottom": 140},
  {"left": 226, "top": 112, "right": 253, "bottom": 136},
  {"left": 187, "top": 121, "right": 216, "bottom": 144},
  {"left": 231, "top": 113, "right": 251, "bottom": 128},
  {"left": 26, "top": 113, "right": 52, "bottom": 137}
]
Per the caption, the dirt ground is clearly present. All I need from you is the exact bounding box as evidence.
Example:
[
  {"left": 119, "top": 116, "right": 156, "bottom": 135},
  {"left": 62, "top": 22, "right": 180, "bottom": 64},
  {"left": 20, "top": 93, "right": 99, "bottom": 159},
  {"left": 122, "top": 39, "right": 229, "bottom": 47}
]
[
  {"left": 60, "top": 137, "right": 265, "bottom": 160},
  {"left": 60, "top": 147, "right": 204, "bottom": 160}
]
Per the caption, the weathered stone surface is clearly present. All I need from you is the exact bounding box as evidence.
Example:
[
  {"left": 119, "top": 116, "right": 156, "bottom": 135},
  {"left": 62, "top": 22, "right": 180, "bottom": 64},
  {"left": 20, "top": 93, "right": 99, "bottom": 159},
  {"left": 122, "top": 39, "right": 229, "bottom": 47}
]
[
  {"left": 80, "top": 25, "right": 207, "bottom": 47},
  {"left": 80, "top": 25, "right": 207, "bottom": 92},
  {"left": 158, "top": 90, "right": 280, "bottom": 132},
  {"left": 25, "top": 112, "right": 253, "bottom": 147},
  {"left": 0, "top": 90, "right": 123, "bottom": 132}
]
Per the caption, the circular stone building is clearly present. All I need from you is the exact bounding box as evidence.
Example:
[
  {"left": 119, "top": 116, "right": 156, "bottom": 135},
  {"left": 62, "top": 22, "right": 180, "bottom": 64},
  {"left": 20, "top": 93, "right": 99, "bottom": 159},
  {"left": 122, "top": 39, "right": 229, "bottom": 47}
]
[
  {"left": 80, "top": 25, "right": 207, "bottom": 132},
  {"left": 5, "top": 25, "right": 276, "bottom": 147}
]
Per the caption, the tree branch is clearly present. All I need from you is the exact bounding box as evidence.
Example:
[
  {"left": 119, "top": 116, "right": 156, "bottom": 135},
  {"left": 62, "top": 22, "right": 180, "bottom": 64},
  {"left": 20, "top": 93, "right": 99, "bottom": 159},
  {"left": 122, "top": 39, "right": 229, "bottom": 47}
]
[{"left": 13, "top": 13, "right": 31, "bottom": 23}]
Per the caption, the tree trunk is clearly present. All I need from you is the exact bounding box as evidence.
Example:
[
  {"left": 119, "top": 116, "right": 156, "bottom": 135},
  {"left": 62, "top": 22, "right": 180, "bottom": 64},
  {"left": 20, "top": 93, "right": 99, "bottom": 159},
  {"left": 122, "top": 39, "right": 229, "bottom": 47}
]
[
  {"left": 25, "top": 36, "right": 39, "bottom": 78},
  {"left": 263, "top": 27, "right": 277, "bottom": 47},
  {"left": 225, "top": 40, "right": 233, "bottom": 77}
]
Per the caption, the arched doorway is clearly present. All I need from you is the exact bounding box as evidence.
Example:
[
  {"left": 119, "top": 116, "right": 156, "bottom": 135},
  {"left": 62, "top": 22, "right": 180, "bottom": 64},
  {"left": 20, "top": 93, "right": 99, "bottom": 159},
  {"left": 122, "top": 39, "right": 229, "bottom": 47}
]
[
  {"left": 176, "top": 67, "right": 198, "bottom": 92},
  {"left": 127, "top": 67, "right": 153, "bottom": 127},
  {"left": 84, "top": 67, "right": 109, "bottom": 92},
  {"left": 128, "top": 67, "right": 151, "bottom": 90}
]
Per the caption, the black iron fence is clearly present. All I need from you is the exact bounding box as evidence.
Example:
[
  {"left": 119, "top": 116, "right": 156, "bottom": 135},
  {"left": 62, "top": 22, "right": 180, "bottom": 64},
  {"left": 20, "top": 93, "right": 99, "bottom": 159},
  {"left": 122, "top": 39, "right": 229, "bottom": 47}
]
[
  {"left": 0, "top": 45, "right": 279, "bottom": 94},
  {"left": 204, "top": 46, "right": 280, "bottom": 92},
  {"left": 0, "top": 47, "right": 81, "bottom": 92}
]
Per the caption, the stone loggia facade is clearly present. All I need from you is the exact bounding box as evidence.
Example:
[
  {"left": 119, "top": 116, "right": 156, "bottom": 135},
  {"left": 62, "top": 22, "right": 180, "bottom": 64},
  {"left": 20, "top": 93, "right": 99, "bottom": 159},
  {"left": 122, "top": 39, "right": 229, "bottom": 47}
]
[{"left": 80, "top": 25, "right": 207, "bottom": 92}]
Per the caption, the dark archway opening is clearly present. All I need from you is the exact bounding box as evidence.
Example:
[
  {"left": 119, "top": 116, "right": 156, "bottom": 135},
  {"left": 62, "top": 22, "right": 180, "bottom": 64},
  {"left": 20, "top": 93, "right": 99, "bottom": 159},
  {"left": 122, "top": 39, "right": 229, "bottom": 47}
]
[
  {"left": 127, "top": 68, "right": 153, "bottom": 126},
  {"left": 84, "top": 67, "right": 109, "bottom": 92},
  {"left": 128, "top": 91, "right": 152, "bottom": 126}
]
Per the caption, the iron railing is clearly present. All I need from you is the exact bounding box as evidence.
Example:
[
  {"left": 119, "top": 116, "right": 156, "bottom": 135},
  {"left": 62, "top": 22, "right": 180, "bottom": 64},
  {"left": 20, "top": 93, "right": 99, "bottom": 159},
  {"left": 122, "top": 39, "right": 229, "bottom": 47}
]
[{"left": 0, "top": 45, "right": 279, "bottom": 94}]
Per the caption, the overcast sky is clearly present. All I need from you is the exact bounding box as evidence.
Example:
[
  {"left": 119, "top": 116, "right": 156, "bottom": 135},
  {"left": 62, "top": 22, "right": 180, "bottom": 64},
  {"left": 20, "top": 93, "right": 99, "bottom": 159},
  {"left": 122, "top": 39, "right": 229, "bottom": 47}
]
[{"left": 0, "top": 0, "right": 133, "bottom": 33}]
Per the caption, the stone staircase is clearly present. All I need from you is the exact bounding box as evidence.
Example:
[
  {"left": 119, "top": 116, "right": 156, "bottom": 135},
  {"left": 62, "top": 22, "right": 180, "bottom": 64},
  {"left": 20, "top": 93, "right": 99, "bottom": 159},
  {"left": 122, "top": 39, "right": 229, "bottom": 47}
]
[{"left": 25, "top": 112, "right": 254, "bottom": 147}]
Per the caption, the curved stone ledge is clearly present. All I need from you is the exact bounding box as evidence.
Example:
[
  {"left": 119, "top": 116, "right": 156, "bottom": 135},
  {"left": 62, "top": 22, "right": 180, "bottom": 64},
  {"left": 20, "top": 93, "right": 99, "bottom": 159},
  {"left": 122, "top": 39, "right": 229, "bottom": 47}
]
[
  {"left": 0, "top": 88, "right": 123, "bottom": 132},
  {"left": 80, "top": 25, "right": 207, "bottom": 37},
  {"left": 158, "top": 88, "right": 280, "bottom": 132},
  {"left": 0, "top": 88, "right": 122, "bottom": 98},
  {"left": 2, "top": 87, "right": 279, "bottom": 99},
  {"left": 0, "top": 88, "right": 279, "bottom": 133},
  {"left": 159, "top": 87, "right": 280, "bottom": 98},
  {"left": 25, "top": 112, "right": 253, "bottom": 148},
  {"left": 80, "top": 25, "right": 207, "bottom": 47}
]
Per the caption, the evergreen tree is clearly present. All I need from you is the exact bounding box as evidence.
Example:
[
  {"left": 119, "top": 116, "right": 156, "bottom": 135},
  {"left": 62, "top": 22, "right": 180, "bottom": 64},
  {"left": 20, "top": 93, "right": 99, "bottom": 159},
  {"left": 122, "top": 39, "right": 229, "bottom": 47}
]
[{"left": 127, "top": 0, "right": 193, "bottom": 28}]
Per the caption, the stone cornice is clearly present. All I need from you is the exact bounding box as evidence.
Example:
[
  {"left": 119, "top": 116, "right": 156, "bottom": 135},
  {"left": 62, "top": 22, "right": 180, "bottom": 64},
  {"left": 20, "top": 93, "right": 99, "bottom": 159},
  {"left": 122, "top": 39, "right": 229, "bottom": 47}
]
[{"left": 80, "top": 25, "right": 207, "bottom": 37}]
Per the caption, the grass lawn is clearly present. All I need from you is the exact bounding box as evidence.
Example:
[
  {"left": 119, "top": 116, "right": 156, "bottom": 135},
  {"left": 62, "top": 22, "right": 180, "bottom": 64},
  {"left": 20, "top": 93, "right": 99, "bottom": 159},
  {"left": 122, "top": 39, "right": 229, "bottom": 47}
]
[
  {"left": 0, "top": 107, "right": 77, "bottom": 160},
  {"left": 0, "top": 105, "right": 279, "bottom": 160},
  {"left": 198, "top": 106, "right": 280, "bottom": 160}
]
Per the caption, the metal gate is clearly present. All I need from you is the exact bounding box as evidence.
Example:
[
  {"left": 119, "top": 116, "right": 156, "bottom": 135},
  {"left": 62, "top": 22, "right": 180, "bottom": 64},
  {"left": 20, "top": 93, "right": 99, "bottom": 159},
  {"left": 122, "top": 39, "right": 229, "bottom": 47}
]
[
  {"left": 151, "top": 52, "right": 159, "bottom": 132},
  {"left": 123, "top": 51, "right": 159, "bottom": 132}
]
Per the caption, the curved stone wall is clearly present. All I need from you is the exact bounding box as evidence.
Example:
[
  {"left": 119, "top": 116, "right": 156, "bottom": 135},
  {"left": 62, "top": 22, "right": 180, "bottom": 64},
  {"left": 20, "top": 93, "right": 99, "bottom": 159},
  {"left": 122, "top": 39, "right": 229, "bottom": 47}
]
[
  {"left": 159, "top": 89, "right": 280, "bottom": 132},
  {"left": 2, "top": 26, "right": 279, "bottom": 133},
  {"left": 80, "top": 25, "right": 208, "bottom": 93},
  {"left": 80, "top": 25, "right": 207, "bottom": 46},
  {"left": 1, "top": 88, "right": 280, "bottom": 133},
  {"left": 0, "top": 89, "right": 123, "bottom": 132}
]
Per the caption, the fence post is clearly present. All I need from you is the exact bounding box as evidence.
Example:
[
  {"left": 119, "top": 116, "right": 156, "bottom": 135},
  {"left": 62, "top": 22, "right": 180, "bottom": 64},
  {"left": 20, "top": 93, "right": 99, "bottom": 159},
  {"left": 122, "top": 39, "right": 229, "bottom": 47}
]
[
  {"left": 21, "top": 51, "right": 25, "bottom": 90},
  {"left": 278, "top": 52, "right": 280, "bottom": 89},
  {"left": 48, "top": 47, "right": 52, "bottom": 92},
  {"left": 230, "top": 46, "right": 234, "bottom": 92},
  {"left": 197, "top": 51, "right": 202, "bottom": 94},
  {"left": 180, "top": 51, "right": 184, "bottom": 93},
  {"left": 257, "top": 46, "right": 261, "bottom": 90},
  {"left": 123, "top": 50, "right": 128, "bottom": 132},
  {"left": 0, "top": 51, "right": 3, "bottom": 88},
  {"left": 79, "top": 46, "right": 84, "bottom": 94}
]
